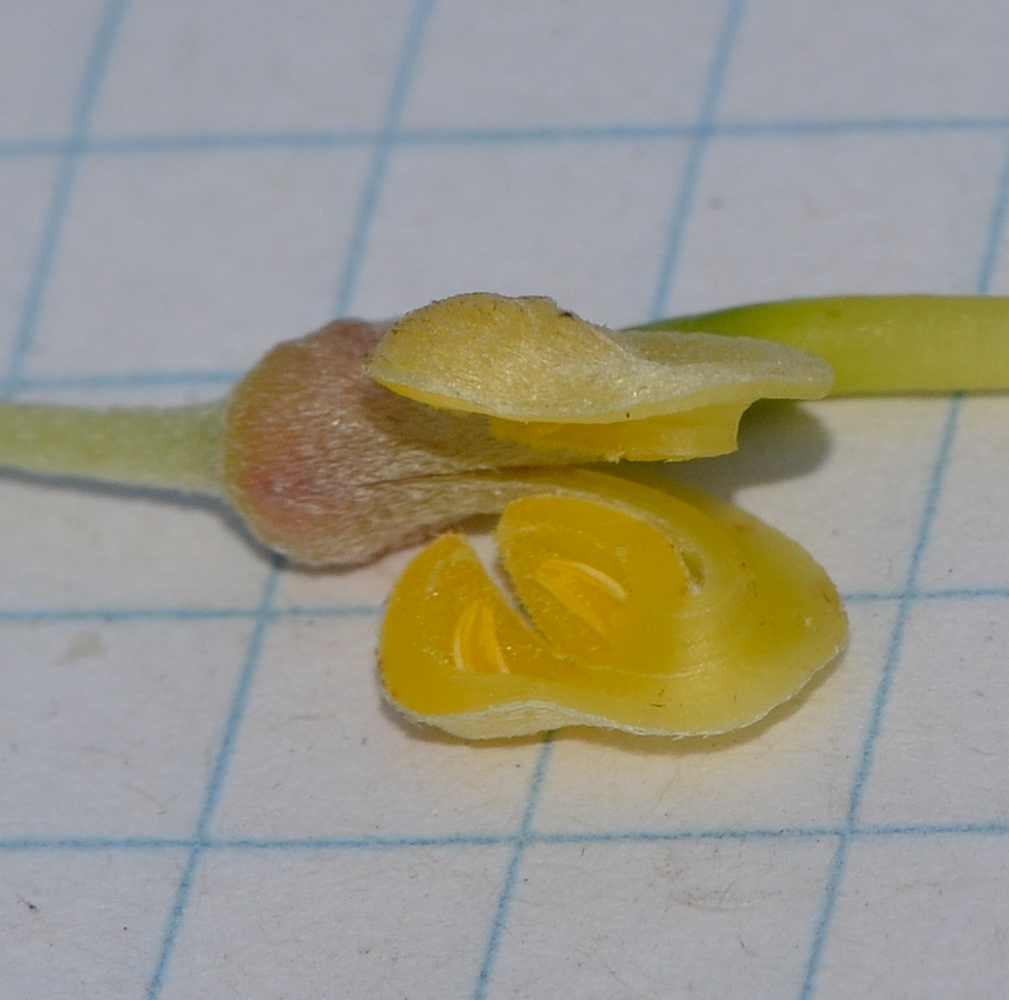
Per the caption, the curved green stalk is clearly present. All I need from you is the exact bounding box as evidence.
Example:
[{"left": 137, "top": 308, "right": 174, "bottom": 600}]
[
  {"left": 0, "top": 399, "right": 226, "bottom": 496},
  {"left": 635, "top": 295, "right": 1009, "bottom": 395}
]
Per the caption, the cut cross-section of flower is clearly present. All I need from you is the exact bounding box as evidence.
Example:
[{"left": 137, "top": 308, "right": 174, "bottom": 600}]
[
  {"left": 379, "top": 470, "right": 848, "bottom": 739},
  {"left": 363, "top": 293, "right": 834, "bottom": 461}
]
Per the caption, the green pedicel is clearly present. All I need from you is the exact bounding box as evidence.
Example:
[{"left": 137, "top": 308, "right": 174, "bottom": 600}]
[{"left": 637, "top": 294, "right": 1009, "bottom": 395}]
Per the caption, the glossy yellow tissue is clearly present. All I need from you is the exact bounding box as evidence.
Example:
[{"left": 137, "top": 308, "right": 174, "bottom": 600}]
[
  {"left": 365, "top": 293, "right": 833, "bottom": 460},
  {"left": 380, "top": 469, "right": 847, "bottom": 739}
]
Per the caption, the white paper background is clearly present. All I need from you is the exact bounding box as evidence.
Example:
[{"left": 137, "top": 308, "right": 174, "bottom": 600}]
[{"left": 3, "top": 2, "right": 1009, "bottom": 998}]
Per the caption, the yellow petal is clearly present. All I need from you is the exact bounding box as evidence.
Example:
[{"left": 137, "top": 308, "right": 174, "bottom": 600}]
[
  {"left": 379, "top": 470, "right": 847, "bottom": 739},
  {"left": 488, "top": 403, "right": 746, "bottom": 461},
  {"left": 363, "top": 294, "right": 832, "bottom": 462}
]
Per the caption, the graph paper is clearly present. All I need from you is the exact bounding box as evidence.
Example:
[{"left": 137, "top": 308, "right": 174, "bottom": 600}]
[{"left": 4, "top": 1, "right": 1009, "bottom": 997}]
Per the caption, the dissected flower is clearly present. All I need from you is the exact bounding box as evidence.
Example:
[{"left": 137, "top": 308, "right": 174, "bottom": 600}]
[
  {"left": 0, "top": 294, "right": 832, "bottom": 566},
  {"left": 0, "top": 292, "right": 850, "bottom": 741},
  {"left": 380, "top": 468, "right": 847, "bottom": 739}
]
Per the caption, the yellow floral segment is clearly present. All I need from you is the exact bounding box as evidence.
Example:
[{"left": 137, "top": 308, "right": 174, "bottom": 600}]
[
  {"left": 364, "top": 293, "right": 833, "bottom": 461},
  {"left": 379, "top": 470, "right": 847, "bottom": 739},
  {"left": 488, "top": 403, "right": 746, "bottom": 461}
]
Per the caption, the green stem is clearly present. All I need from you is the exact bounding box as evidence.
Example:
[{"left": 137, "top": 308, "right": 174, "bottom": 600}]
[
  {"left": 635, "top": 295, "right": 1009, "bottom": 395},
  {"left": 0, "top": 399, "right": 226, "bottom": 496}
]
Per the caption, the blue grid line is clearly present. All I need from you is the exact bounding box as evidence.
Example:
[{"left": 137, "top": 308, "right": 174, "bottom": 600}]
[
  {"left": 0, "top": 602, "right": 381, "bottom": 624},
  {"left": 467, "top": 8, "right": 752, "bottom": 992},
  {"left": 10, "top": 815, "right": 1009, "bottom": 858},
  {"left": 7, "top": 110, "right": 1009, "bottom": 166},
  {"left": 472, "top": 736, "right": 555, "bottom": 1000},
  {"left": 144, "top": 6, "right": 434, "bottom": 993},
  {"left": 3, "top": 0, "right": 130, "bottom": 397},
  {"left": 846, "top": 585, "right": 1009, "bottom": 603},
  {"left": 12, "top": 369, "right": 243, "bottom": 391},
  {"left": 144, "top": 565, "right": 281, "bottom": 1000},
  {"left": 464, "top": 5, "right": 753, "bottom": 996},
  {"left": 0, "top": 138, "right": 65, "bottom": 158},
  {"left": 0, "top": 827, "right": 861, "bottom": 855},
  {"left": 8, "top": 583, "right": 1009, "bottom": 627},
  {"left": 649, "top": 0, "right": 748, "bottom": 320},
  {"left": 74, "top": 127, "right": 377, "bottom": 156},
  {"left": 217, "top": 820, "right": 1009, "bottom": 846},
  {"left": 798, "top": 400, "right": 962, "bottom": 1000},
  {"left": 0, "top": 837, "right": 194, "bottom": 852},
  {"left": 977, "top": 133, "right": 1009, "bottom": 293},
  {"left": 333, "top": 0, "right": 437, "bottom": 317},
  {"left": 797, "top": 126, "right": 1009, "bottom": 1000},
  {"left": 714, "top": 114, "right": 1009, "bottom": 139}
]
